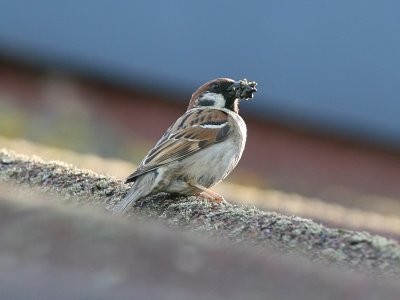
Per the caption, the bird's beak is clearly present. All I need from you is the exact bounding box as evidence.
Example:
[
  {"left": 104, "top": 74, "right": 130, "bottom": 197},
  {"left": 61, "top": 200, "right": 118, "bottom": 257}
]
[{"left": 228, "top": 79, "right": 257, "bottom": 100}]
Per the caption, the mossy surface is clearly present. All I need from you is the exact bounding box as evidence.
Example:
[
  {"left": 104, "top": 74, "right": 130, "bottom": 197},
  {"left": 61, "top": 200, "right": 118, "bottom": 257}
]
[{"left": 1, "top": 148, "right": 400, "bottom": 274}]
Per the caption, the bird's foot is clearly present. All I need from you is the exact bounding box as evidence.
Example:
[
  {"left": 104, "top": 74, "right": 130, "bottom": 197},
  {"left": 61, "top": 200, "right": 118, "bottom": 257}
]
[
  {"left": 188, "top": 181, "right": 226, "bottom": 203},
  {"left": 199, "top": 192, "right": 225, "bottom": 203}
]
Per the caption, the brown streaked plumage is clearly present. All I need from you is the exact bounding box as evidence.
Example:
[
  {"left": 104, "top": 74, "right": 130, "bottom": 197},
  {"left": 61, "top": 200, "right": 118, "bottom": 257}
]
[
  {"left": 115, "top": 78, "right": 257, "bottom": 215},
  {"left": 126, "top": 109, "right": 231, "bottom": 182}
]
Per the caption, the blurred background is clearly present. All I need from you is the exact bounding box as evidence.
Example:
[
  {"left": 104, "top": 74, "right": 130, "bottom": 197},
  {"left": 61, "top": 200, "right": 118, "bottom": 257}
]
[{"left": 1, "top": 1, "right": 400, "bottom": 236}]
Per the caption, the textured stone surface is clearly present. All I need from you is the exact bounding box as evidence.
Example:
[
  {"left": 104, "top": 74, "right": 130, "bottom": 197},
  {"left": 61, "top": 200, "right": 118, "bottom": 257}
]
[
  {"left": 0, "top": 190, "right": 399, "bottom": 300},
  {"left": 1, "top": 148, "right": 400, "bottom": 275}
]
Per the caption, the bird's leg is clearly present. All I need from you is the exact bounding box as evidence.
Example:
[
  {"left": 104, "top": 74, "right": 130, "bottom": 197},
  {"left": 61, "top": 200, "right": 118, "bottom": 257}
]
[{"left": 188, "top": 181, "right": 224, "bottom": 203}]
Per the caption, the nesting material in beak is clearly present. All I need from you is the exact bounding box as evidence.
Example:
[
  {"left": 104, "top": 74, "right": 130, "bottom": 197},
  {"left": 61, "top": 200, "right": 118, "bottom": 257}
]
[{"left": 229, "top": 79, "right": 258, "bottom": 100}]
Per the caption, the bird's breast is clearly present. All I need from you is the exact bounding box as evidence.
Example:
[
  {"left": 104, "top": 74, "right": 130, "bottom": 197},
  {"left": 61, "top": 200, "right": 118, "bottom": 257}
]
[{"left": 181, "top": 114, "right": 247, "bottom": 187}]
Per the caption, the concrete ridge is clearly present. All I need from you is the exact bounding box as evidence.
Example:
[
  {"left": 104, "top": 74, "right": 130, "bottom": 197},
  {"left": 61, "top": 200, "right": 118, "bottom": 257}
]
[{"left": 1, "top": 148, "right": 400, "bottom": 275}]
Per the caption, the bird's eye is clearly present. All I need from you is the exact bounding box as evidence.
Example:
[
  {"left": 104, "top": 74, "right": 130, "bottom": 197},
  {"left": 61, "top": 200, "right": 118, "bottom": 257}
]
[{"left": 211, "top": 84, "right": 220, "bottom": 91}]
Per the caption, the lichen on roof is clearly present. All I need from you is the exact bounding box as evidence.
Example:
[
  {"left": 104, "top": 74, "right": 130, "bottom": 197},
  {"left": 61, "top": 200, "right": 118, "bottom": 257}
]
[{"left": 1, "top": 148, "right": 400, "bottom": 275}]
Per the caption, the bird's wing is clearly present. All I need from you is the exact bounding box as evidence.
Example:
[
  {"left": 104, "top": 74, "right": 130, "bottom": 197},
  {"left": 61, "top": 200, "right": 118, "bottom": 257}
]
[{"left": 126, "top": 108, "right": 231, "bottom": 182}]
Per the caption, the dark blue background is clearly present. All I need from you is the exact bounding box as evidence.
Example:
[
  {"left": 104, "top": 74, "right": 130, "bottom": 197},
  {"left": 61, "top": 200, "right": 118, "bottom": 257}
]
[{"left": 1, "top": 0, "right": 399, "bottom": 146}]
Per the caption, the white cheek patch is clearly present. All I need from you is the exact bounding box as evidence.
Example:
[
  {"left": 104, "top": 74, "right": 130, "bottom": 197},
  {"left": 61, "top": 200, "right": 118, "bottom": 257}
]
[{"left": 199, "top": 92, "right": 226, "bottom": 108}]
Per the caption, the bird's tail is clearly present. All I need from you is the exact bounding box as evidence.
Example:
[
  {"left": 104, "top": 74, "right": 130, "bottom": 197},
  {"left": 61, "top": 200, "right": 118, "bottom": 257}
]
[{"left": 113, "top": 172, "right": 155, "bottom": 215}]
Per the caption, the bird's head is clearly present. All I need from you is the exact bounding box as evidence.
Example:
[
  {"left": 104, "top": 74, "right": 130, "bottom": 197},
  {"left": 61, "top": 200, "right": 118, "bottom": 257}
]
[{"left": 188, "top": 78, "right": 257, "bottom": 113}]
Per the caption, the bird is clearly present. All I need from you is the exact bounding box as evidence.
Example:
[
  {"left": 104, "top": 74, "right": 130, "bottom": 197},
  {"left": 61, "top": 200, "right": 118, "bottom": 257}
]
[{"left": 114, "top": 78, "right": 257, "bottom": 215}]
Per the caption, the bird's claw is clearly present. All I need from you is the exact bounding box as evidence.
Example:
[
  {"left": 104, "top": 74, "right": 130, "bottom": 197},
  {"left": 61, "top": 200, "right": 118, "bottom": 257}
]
[{"left": 200, "top": 192, "right": 225, "bottom": 203}]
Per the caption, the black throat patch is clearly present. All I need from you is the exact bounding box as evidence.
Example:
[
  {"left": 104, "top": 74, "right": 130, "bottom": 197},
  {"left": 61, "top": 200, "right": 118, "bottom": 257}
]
[{"left": 224, "top": 98, "right": 239, "bottom": 113}]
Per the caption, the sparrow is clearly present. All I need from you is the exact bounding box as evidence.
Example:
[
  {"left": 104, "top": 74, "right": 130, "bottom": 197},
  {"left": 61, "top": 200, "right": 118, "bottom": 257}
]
[{"left": 114, "top": 78, "right": 257, "bottom": 215}]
